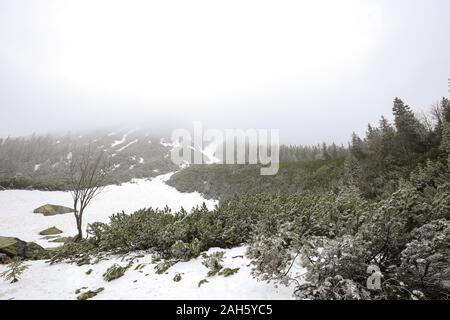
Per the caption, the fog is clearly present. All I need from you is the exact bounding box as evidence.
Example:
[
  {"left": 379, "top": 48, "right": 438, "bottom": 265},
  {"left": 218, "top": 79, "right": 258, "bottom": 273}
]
[{"left": 1, "top": 0, "right": 449, "bottom": 144}]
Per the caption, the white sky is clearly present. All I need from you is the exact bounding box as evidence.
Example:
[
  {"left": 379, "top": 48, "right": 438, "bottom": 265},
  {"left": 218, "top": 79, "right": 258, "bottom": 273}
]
[{"left": 0, "top": 0, "right": 449, "bottom": 144}]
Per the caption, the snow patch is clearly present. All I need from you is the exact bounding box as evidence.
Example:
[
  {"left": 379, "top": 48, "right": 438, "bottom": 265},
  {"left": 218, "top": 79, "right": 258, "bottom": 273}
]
[
  {"left": 0, "top": 246, "right": 296, "bottom": 300},
  {"left": 116, "top": 139, "right": 138, "bottom": 152},
  {"left": 0, "top": 173, "right": 216, "bottom": 247},
  {"left": 111, "top": 129, "right": 138, "bottom": 148}
]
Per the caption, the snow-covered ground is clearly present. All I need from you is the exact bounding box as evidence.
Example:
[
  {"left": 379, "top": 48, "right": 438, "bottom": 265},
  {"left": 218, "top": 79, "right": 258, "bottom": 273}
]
[
  {"left": 0, "top": 173, "right": 216, "bottom": 247},
  {"left": 0, "top": 246, "right": 298, "bottom": 300},
  {"left": 0, "top": 173, "right": 301, "bottom": 300}
]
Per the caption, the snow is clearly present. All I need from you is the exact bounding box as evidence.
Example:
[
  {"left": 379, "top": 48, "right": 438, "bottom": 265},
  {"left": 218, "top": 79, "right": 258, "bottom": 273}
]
[
  {"left": 0, "top": 172, "right": 301, "bottom": 300},
  {"left": 139, "top": 157, "right": 144, "bottom": 164},
  {"left": 66, "top": 152, "right": 72, "bottom": 160},
  {"left": 116, "top": 139, "right": 138, "bottom": 152},
  {"left": 0, "top": 173, "right": 216, "bottom": 247},
  {"left": 33, "top": 164, "right": 40, "bottom": 171},
  {"left": 160, "top": 138, "right": 179, "bottom": 150},
  {"left": 111, "top": 129, "right": 138, "bottom": 148},
  {"left": 0, "top": 246, "right": 297, "bottom": 300}
]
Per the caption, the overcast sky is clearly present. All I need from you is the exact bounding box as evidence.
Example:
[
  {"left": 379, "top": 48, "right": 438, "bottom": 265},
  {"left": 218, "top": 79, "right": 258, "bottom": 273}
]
[{"left": 0, "top": 0, "right": 449, "bottom": 144}]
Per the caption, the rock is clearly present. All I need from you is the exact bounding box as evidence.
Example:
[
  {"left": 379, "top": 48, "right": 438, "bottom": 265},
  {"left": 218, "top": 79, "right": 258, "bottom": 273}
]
[
  {"left": 24, "top": 242, "right": 49, "bottom": 260},
  {"left": 33, "top": 204, "right": 74, "bottom": 216},
  {"left": 39, "top": 227, "right": 63, "bottom": 236},
  {"left": 40, "top": 235, "right": 61, "bottom": 240},
  {"left": 0, "top": 236, "right": 27, "bottom": 257},
  {"left": 0, "top": 236, "right": 48, "bottom": 260},
  {"left": 49, "top": 236, "right": 73, "bottom": 244}
]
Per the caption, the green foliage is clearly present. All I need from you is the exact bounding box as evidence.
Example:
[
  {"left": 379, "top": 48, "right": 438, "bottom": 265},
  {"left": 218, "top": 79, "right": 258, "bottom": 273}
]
[
  {"left": 173, "top": 273, "right": 182, "bottom": 282},
  {"left": 201, "top": 251, "right": 225, "bottom": 276},
  {"left": 154, "top": 260, "right": 177, "bottom": 274},
  {"left": 170, "top": 239, "right": 202, "bottom": 262},
  {"left": 76, "top": 287, "right": 104, "bottom": 300},
  {"left": 296, "top": 275, "right": 371, "bottom": 300},
  {"left": 219, "top": 268, "right": 240, "bottom": 277},
  {"left": 198, "top": 279, "right": 209, "bottom": 287},
  {"left": 398, "top": 219, "right": 450, "bottom": 298},
  {"left": 167, "top": 159, "right": 345, "bottom": 200},
  {"left": 102, "top": 264, "right": 126, "bottom": 281},
  {"left": 0, "top": 258, "right": 28, "bottom": 283}
]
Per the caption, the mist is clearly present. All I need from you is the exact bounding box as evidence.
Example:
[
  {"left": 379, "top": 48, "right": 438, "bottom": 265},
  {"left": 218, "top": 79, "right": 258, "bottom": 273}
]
[{"left": 1, "top": 0, "right": 449, "bottom": 144}]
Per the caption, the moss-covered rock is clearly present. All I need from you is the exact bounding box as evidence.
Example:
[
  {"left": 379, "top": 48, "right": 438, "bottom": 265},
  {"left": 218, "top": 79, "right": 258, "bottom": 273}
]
[
  {"left": 33, "top": 204, "right": 73, "bottom": 216},
  {"left": 0, "top": 236, "right": 26, "bottom": 257},
  {"left": 24, "top": 242, "right": 49, "bottom": 260},
  {"left": 0, "top": 236, "right": 48, "bottom": 260},
  {"left": 40, "top": 235, "right": 61, "bottom": 240},
  {"left": 39, "top": 227, "right": 63, "bottom": 236},
  {"left": 49, "top": 236, "right": 73, "bottom": 244},
  {"left": 103, "top": 264, "right": 126, "bottom": 281}
]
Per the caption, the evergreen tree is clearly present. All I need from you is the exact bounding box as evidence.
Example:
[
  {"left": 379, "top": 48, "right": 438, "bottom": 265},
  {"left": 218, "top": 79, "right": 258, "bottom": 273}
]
[{"left": 392, "top": 98, "right": 426, "bottom": 162}]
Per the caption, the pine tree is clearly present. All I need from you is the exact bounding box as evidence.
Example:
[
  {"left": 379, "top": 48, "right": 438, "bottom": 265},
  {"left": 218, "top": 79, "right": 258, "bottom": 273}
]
[
  {"left": 0, "top": 258, "right": 28, "bottom": 283},
  {"left": 350, "top": 133, "right": 365, "bottom": 159},
  {"left": 440, "top": 96, "right": 450, "bottom": 167},
  {"left": 378, "top": 116, "right": 395, "bottom": 153},
  {"left": 392, "top": 98, "right": 425, "bottom": 162}
]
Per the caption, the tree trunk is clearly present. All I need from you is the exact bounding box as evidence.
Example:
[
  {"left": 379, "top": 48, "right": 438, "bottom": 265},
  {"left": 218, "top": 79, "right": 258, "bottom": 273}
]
[{"left": 74, "top": 210, "right": 83, "bottom": 241}]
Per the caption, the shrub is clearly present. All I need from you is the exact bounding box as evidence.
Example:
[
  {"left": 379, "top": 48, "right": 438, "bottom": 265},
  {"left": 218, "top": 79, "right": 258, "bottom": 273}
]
[{"left": 103, "top": 264, "right": 126, "bottom": 281}]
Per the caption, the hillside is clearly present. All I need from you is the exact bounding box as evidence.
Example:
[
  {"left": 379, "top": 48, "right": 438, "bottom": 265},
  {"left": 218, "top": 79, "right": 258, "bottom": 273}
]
[
  {"left": 167, "top": 158, "right": 345, "bottom": 200},
  {"left": 0, "top": 128, "right": 179, "bottom": 190}
]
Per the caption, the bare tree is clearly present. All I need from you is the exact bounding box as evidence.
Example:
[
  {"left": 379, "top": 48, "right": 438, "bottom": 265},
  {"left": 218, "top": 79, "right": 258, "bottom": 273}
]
[{"left": 69, "top": 146, "right": 110, "bottom": 241}]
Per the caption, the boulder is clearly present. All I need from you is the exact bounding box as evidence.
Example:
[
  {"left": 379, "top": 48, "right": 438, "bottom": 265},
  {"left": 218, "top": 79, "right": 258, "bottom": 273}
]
[
  {"left": 0, "top": 236, "right": 48, "bottom": 260},
  {"left": 0, "top": 236, "right": 27, "bottom": 257},
  {"left": 49, "top": 236, "right": 73, "bottom": 244},
  {"left": 33, "top": 204, "right": 74, "bottom": 216},
  {"left": 24, "top": 242, "right": 49, "bottom": 260},
  {"left": 39, "top": 227, "right": 63, "bottom": 236}
]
